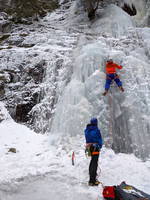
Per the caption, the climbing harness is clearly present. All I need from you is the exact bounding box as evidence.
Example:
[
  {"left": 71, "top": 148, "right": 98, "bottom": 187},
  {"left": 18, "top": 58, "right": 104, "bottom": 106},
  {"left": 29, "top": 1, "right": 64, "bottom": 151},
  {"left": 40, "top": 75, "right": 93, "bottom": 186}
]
[
  {"left": 85, "top": 146, "right": 91, "bottom": 157},
  {"left": 92, "top": 151, "right": 99, "bottom": 155},
  {"left": 85, "top": 143, "right": 100, "bottom": 157},
  {"left": 106, "top": 73, "right": 119, "bottom": 80}
]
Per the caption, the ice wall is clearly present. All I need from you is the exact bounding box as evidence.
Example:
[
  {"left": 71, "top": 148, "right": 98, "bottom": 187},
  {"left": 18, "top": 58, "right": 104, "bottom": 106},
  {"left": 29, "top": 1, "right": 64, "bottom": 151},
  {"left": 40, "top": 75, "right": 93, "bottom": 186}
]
[
  {"left": 51, "top": 4, "right": 150, "bottom": 159},
  {"left": 51, "top": 38, "right": 108, "bottom": 138},
  {"left": 51, "top": 5, "right": 134, "bottom": 140}
]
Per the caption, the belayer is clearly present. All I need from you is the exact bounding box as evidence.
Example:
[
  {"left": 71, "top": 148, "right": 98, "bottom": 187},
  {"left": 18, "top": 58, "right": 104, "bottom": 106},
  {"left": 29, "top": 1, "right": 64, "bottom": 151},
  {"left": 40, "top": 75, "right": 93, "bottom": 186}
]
[
  {"left": 103, "top": 59, "right": 124, "bottom": 96},
  {"left": 84, "top": 118, "right": 103, "bottom": 186}
]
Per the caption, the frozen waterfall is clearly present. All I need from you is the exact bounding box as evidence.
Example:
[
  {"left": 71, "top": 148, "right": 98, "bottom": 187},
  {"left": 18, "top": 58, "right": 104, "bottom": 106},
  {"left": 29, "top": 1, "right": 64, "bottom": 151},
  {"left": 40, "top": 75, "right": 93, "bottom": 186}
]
[{"left": 49, "top": 4, "right": 150, "bottom": 159}]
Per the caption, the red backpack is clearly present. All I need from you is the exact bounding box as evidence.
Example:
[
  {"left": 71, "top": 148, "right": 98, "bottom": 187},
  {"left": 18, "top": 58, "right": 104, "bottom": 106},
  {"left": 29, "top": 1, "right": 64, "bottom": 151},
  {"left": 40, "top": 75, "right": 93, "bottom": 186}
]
[{"left": 103, "top": 186, "right": 116, "bottom": 200}]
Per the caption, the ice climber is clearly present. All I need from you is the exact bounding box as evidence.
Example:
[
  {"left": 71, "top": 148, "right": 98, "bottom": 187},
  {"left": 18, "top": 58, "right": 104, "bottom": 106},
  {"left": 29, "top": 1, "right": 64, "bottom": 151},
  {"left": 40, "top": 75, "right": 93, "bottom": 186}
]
[
  {"left": 103, "top": 59, "right": 124, "bottom": 96},
  {"left": 84, "top": 118, "right": 103, "bottom": 186}
]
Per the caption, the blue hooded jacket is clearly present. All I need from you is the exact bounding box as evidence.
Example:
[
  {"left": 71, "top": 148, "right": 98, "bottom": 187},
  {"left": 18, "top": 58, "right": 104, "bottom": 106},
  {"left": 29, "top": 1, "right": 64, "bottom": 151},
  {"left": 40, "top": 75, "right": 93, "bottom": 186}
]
[{"left": 84, "top": 118, "right": 103, "bottom": 148}]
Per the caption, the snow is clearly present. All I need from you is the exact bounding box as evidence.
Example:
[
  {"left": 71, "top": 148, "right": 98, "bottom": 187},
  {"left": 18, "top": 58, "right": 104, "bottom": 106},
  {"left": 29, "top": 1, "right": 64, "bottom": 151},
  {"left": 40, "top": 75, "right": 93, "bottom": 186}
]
[
  {"left": 0, "top": 120, "right": 150, "bottom": 199},
  {"left": 1, "top": 0, "right": 149, "bottom": 158},
  {"left": 0, "top": 120, "right": 55, "bottom": 183}
]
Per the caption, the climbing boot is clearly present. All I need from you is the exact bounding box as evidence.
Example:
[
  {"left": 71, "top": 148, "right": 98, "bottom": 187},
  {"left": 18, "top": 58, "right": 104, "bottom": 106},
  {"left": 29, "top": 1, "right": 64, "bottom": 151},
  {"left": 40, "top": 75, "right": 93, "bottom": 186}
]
[
  {"left": 88, "top": 180, "right": 100, "bottom": 186},
  {"left": 95, "top": 180, "right": 100, "bottom": 185},
  {"left": 103, "top": 90, "right": 108, "bottom": 96},
  {"left": 119, "top": 86, "right": 124, "bottom": 92}
]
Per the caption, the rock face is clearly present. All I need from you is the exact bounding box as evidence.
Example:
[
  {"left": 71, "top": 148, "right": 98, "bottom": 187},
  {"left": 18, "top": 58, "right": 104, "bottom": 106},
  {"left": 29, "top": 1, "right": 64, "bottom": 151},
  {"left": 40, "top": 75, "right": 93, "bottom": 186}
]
[
  {"left": 0, "top": 61, "right": 46, "bottom": 123},
  {"left": 0, "top": 0, "right": 59, "bottom": 23},
  {"left": 0, "top": 12, "right": 12, "bottom": 33},
  {"left": 0, "top": 0, "right": 59, "bottom": 117},
  {"left": 122, "top": 3, "right": 137, "bottom": 16},
  {"left": 0, "top": 35, "right": 46, "bottom": 123},
  {"left": 8, "top": 147, "right": 17, "bottom": 153}
]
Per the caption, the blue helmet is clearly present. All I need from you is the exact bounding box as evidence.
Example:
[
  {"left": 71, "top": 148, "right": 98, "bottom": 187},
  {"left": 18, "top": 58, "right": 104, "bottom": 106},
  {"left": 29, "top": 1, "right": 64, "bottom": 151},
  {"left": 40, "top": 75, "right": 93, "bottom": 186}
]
[{"left": 90, "top": 118, "right": 98, "bottom": 125}]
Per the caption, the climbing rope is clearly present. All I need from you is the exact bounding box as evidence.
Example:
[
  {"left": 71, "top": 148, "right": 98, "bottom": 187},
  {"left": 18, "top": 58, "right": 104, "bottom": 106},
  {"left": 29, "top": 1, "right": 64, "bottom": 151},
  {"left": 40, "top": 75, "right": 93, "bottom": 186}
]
[{"left": 107, "top": 90, "right": 113, "bottom": 148}]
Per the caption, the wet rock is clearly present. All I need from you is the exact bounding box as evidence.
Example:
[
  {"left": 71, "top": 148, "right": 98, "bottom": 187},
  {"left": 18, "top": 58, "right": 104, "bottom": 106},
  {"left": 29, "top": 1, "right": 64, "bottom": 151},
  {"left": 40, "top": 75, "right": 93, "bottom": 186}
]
[
  {"left": 0, "top": 34, "right": 10, "bottom": 43},
  {"left": 0, "top": 46, "right": 13, "bottom": 50},
  {"left": 8, "top": 147, "right": 16, "bottom": 153},
  {"left": 122, "top": 3, "right": 137, "bottom": 16},
  {"left": 14, "top": 89, "right": 41, "bottom": 123},
  {"left": 18, "top": 43, "right": 35, "bottom": 48},
  {"left": 28, "top": 60, "right": 46, "bottom": 83},
  {"left": 0, "top": 58, "right": 46, "bottom": 124},
  {"left": 0, "top": 70, "right": 20, "bottom": 83},
  {"left": 0, "top": 20, "right": 11, "bottom": 33},
  {"left": 145, "top": 12, "right": 150, "bottom": 27},
  {"left": 0, "top": 81, "right": 5, "bottom": 98},
  {"left": 15, "top": 103, "right": 34, "bottom": 122},
  {"left": 0, "top": 12, "right": 12, "bottom": 33},
  {"left": 19, "top": 32, "right": 29, "bottom": 37},
  {"left": 0, "top": 71, "right": 11, "bottom": 82},
  {"left": 7, "top": 36, "right": 24, "bottom": 46},
  {"left": 0, "top": 0, "right": 59, "bottom": 24}
]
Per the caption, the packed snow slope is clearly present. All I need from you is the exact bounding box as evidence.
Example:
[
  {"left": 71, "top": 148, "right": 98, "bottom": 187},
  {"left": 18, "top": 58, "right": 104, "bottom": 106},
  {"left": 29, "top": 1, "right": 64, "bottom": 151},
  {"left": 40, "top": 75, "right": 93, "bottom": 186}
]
[
  {"left": 0, "top": 116, "right": 150, "bottom": 199},
  {"left": 0, "top": 0, "right": 150, "bottom": 158}
]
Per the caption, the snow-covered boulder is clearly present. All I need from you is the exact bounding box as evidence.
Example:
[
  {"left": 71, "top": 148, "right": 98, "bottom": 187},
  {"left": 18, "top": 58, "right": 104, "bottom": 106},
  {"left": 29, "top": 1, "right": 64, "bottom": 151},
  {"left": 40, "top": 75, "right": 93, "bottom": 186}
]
[{"left": 0, "top": 102, "right": 12, "bottom": 122}]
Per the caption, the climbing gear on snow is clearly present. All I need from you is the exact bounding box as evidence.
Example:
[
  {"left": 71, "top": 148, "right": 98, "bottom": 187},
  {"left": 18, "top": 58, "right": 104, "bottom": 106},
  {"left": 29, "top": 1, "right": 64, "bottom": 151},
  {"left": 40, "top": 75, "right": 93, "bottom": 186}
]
[
  {"left": 103, "top": 182, "right": 150, "bottom": 200},
  {"left": 72, "top": 151, "right": 75, "bottom": 165},
  {"left": 103, "top": 186, "right": 116, "bottom": 200}
]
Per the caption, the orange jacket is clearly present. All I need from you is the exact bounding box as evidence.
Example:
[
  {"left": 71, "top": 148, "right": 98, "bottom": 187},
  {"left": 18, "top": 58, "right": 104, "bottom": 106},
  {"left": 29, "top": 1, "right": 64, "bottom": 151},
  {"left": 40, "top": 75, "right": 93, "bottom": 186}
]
[{"left": 106, "top": 62, "right": 122, "bottom": 74}]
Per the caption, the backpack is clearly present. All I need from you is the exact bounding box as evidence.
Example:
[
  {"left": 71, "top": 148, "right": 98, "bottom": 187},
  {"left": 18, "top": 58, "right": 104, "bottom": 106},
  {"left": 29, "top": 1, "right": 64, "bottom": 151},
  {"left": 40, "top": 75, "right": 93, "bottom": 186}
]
[
  {"left": 102, "top": 182, "right": 150, "bottom": 200},
  {"left": 103, "top": 186, "right": 116, "bottom": 200}
]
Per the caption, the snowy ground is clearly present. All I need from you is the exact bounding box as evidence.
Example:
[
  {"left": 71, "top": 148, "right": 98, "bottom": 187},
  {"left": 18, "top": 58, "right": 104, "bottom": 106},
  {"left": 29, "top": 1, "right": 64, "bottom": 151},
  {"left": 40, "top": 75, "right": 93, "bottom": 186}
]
[
  {"left": 0, "top": 1, "right": 150, "bottom": 200},
  {"left": 0, "top": 119, "right": 150, "bottom": 199}
]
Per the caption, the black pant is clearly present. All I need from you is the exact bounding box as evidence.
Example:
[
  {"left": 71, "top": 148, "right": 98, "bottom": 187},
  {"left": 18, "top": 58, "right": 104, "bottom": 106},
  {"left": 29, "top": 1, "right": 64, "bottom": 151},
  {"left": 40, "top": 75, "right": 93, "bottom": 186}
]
[{"left": 89, "top": 146, "right": 99, "bottom": 183}]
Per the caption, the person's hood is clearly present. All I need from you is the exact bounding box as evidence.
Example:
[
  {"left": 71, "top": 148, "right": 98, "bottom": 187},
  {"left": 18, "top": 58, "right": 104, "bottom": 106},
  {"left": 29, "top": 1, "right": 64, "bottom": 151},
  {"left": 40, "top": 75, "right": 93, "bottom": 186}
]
[
  {"left": 85, "top": 124, "right": 97, "bottom": 131},
  {"left": 90, "top": 118, "right": 98, "bottom": 125}
]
